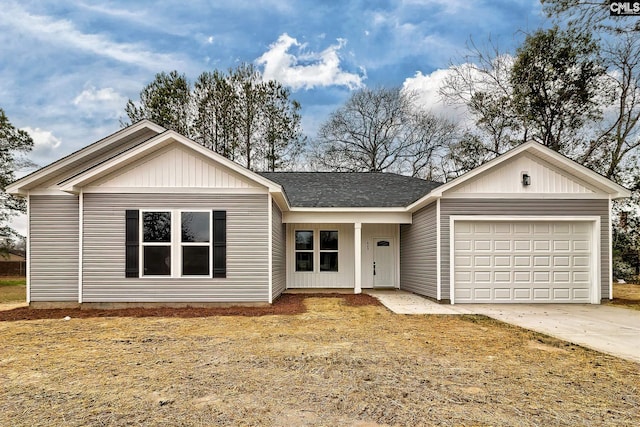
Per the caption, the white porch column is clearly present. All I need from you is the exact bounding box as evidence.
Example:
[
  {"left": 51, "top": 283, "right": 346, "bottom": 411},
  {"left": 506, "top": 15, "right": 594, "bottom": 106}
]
[{"left": 354, "top": 222, "right": 362, "bottom": 294}]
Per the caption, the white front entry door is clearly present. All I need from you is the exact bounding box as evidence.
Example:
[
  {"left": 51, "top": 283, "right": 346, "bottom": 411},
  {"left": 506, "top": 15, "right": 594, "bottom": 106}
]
[{"left": 373, "top": 238, "right": 395, "bottom": 288}]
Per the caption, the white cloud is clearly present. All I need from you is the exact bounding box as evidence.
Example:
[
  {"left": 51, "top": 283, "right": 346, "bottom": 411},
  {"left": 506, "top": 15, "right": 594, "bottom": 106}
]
[
  {"left": 73, "top": 87, "right": 128, "bottom": 119},
  {"left": 402, "top": 68, "right": 471, "bottom": 125},
  {"left": 207, "top": 36, "right": 214, "bottom": 44},
  {"left": 1, "top": 2, "right": 185, "bottom": 71},
  {"left": 22, "top": 127, "right": 62, "bottom": 152},
  {"left": 73, "top": 87, "right": 124, "bottom": 105},
  {"left": 256, "top": 33, "right": 365, "bottom": 90}
]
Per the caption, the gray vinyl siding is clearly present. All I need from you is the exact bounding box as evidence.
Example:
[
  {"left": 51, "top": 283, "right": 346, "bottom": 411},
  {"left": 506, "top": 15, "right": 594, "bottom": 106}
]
[
  {"left": 400, "top": 202, "right": 437, "bottom": 298},
  {"left": 30, "top": 195, "right": 79, "bottom": 301},
  {"left": 440, "top": 199, "right": 610, "bottom": 301},
  {"left": 271, "top": 201, "right": 286, "bottom": 300},
  {"left": 82, "top": 193, "right": 270, "bottom": 302}
]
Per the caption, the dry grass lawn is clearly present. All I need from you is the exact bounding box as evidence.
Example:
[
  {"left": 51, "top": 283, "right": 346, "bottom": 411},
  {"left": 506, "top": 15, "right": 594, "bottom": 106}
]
[
  {"left": 0, "top": 276, "right": 26, "bottom": 304},
  {"left": 609, "top": 282, "right": 640, "bottom": 310},
  {"left": 1, "top": 294, "right": 639, "bottom": 427}
]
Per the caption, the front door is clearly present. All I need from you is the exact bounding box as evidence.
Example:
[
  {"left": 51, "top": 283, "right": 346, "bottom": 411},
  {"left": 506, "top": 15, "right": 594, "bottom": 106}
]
[{"left": 373, "top": 238, "right": 395, "bottom": 288}]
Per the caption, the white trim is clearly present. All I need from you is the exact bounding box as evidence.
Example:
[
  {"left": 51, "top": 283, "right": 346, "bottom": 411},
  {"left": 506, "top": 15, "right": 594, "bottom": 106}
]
[
  {"left": 436, "top": 198, "right": 441, "bottom": 301},
  {"left": 81, "top": 187, "right": 269, "bottom": 194},
  {"left": 283, "top": 211, "right": 412, "bottom": 224},
  {"left": 408, "top": 141, "right": 630, "bottom": 212},
  {"left": 449, "top": 215, "right": 601, "bottom": 305},
  {"left": 139, "top": 209, "right": 216, "bottom": 279},
  {"left": 27, "top": 188, "right": 73, "bottom": 196},
  {"left": 25, "top": 193, "right": 30, "bottom": 304},
  {"left": 442, "top": 192, "right": 610, "bottom": 200},
  {"left": 6, "top": 120, "right": 165, "bottom": 195},
  {"left": 59, "top": 131, "right": 282, "bottom": 193},
  {"left": 78, "top": 190, "right": 83, "bottom": 303},
  {"left": 354, "top": 223, "right": 362, "bottom": 294},
  {"left": 268, "top": 194, "right": 273, "bottom": 303},
  {"left": 396, "top": 224, "right": 401, "bottom": 289},
  {"left": 372, "top": 236, "right": 397, "bottom": 288},
  {"left": 290, "top": 207, "right": 407, "bottom": 212},
  {"left": 608, "top": 196, "right": 613, "bottom": 300}
]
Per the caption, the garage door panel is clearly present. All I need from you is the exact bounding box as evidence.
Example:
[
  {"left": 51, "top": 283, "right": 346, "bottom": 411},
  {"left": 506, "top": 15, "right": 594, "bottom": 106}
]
[
  {"left": 553, "top": 288, "right": 571, "bottom": 300},
  {"left": 533, "top": 271, "right": 550, "bottom": 283},
  {"left": 494, "top": 288, "right": 512, "bottom": 300},
  {"left": 494, "top": 256, "right": 511, "bottom": 267},
  {"left": 473, "top": 288, "right": 491, "bottom": 300},
  {"left": 474, "top": 240, "right": 491, "bottom": 251},
  {"left": 494, "top": 240, "right": 511, "bottom": 251},
  {"left": 573, "top": 240, "right": 590, "bottom": 251},
  {"left": 533, "top": 288, "right": 551, "bottom": 300},
  {"left": 474, "top": 271, "right": 491, "bottom": 282},
  {"left": 533, "top": 256, "right": 550, "bottom": 267},
  {"left": 494, "top": 271, "right": 511, "bottom": 282},
  {"left": 533, "top": 240, "right": 550, "bottom": 251},
  {"left": 474, "top": 256, "right": 491, "bottom": 267},
  {"left": 553, "top": 240, "right": 570, "bottom": 251},
  {"left": 454, "top": 220, "right": 593, "bottom": 303},
  {"left": 513, "top": 288, "right": 532, "bottom": 300},
  {"left": 573, "top": 256, "right": 589, "bottom": 267}
]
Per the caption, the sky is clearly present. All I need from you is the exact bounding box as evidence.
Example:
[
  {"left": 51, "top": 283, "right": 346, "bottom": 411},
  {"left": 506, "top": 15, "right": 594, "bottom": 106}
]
[{"left": 0, "top": 0, "right": 549, "bottom": 176}]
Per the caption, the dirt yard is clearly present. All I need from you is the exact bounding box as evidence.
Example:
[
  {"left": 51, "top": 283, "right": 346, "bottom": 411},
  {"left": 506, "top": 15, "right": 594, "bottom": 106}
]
[{"left": 0, "top": 294, "right": 638, "bottom": 427}]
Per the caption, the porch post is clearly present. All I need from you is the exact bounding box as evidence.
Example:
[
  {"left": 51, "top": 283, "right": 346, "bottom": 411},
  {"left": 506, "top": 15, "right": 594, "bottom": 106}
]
[{"left": 354, "top": 222, "right": 362, "bottom": 294}]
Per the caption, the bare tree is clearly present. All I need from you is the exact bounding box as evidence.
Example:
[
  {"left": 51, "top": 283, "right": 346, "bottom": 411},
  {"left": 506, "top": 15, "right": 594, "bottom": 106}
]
[{"left": 313, "top": 87, "right": 416, "bottom": 172}]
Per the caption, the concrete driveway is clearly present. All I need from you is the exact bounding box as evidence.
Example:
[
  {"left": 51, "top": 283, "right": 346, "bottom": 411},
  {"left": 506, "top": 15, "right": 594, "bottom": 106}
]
[
  {"left": 454, "top": 304, "right": 640, "bottom": 364},
  {"left": 369, "top": 290, "right": 640, "bottom": 363}
]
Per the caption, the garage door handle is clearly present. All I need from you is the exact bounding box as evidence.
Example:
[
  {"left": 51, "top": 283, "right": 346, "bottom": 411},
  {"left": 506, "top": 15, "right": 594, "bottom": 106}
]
[{"left": 373, "top": 262, "right": 376, "bottom": 276}]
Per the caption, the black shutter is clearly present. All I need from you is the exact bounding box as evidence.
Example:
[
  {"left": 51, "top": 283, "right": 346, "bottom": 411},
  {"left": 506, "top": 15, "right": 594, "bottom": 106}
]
[
  {"left": 125, "top": 210, "right": 139, "bottom": 278},
  {"left": 213, "top": 210, "right": 226, "bottom": 278}
]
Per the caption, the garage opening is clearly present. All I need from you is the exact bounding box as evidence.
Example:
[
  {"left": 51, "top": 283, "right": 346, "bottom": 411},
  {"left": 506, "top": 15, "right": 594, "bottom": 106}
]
[{"left": 452, "top": 219, "right": 597, "bottom": 303}]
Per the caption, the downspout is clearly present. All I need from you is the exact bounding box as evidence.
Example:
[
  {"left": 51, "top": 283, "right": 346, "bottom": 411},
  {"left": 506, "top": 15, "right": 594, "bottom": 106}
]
[
  {"left": 26, "top": 192, "right": 31, "bottom": 304},
  {"left": 78, "top": 190, "right": 83, "bottom": 304}
]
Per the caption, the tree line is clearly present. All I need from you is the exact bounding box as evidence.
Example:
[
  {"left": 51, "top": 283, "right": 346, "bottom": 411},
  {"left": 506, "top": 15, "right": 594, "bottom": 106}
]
[{"left": 123, "top": 64, "right": 304, "bottom": 172}]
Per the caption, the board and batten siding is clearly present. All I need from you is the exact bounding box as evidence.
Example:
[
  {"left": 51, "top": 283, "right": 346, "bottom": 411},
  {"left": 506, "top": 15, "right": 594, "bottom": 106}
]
[
  {"left": 400, "top": 202, "right": 437, "bottom": 298},
  {"left": 82, "top": 193, "right": 270, "bottom": 302},
  {"left": 439, "top": 199, "right": 610, "bottom": 301},
  {"left": 286, "top": 223, "right": 355, "bottom": 288},
  {"left": 271, "top": 200, "right": 286, "bottom": 299},
  {"left": 29, "top": 195, "right": 79, "bottom": 301}
]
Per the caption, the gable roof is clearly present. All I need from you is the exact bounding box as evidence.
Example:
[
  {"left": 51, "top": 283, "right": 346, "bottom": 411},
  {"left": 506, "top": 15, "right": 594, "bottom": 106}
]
[
  {"left": 58, "top": 130, "right": 283, "bottom": 194},
  {"left": 259, "top": 172, "right": 442, "bottom": 208},
  {"left": 6, "top": 120, "right": 165, "bottom": 195},
  {"left": 407, "top": 141, "right": 631, "bottom": 211}
]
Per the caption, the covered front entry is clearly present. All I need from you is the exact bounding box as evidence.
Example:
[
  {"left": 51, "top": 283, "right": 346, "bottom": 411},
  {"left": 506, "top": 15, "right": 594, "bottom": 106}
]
[
  {"left": 285, "top": 222, "right": 400, "bottom": 291},
  {"left": 452, "top": 217, "right": 599, "bottom": 303}
]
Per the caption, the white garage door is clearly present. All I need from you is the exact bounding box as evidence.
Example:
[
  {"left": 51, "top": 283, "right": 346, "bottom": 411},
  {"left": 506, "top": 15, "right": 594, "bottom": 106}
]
[{"left": 453, "top": 221, "right": 593, "bottom": 303}]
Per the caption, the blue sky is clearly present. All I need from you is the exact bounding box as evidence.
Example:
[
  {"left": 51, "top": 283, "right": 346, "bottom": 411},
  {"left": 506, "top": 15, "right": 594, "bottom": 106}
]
[{"left": 0, "top": 0, "right": 547, "bottom": 173}]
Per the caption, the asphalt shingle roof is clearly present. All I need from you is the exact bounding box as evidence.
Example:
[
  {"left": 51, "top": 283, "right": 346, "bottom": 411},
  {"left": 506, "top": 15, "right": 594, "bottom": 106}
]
[{"left": 259, "top": 172, "right": 442, "bottom": 208}]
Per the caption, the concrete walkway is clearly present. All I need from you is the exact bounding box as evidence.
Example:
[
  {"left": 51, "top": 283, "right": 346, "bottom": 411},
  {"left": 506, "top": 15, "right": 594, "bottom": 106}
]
[{"left": 368, "top": 289, "right": 640, "bottom": 363}]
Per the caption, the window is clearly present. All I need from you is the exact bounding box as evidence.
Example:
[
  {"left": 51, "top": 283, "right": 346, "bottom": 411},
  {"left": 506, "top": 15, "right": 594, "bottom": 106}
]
[
  {"left": 295, "top": 230, "right": 314, "bottom": 272},
  {"left": 125, "top": 209, "right": 226, "bottom": 278},
  {"left": 320, "top": 231, "right": 338, "bottom": 272},
  {"left": 181, "top": 212, "right": 210, "bottom": 276},
  {"left": 294, "top": 229, "right": 339, "bottom": 273},
  {"left": 142, "top": 211, "right": 172, "bottom": 276}
]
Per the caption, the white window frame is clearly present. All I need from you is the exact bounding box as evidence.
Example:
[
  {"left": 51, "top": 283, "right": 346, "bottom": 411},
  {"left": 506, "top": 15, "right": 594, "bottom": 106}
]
[
  {"left": 294, "top": 230, "right": 314, "bottom": 273},
  {"left": 319, "top": 230, "right": 339, "bottom": 272},
  {"left": 139, "top": 209, "right": 213, "bottom": 278},
  {"left": 293, "top": 229, "right": 339, "bottom": 273}
]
